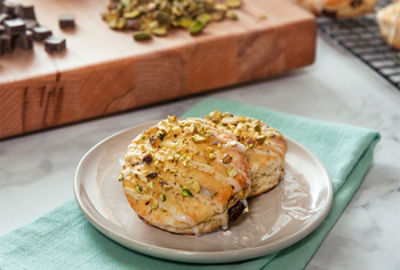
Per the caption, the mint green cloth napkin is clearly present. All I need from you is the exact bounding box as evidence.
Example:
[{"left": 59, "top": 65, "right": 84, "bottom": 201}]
[{"left": 0, "top": 98, "right": 380, "bottom": 270}]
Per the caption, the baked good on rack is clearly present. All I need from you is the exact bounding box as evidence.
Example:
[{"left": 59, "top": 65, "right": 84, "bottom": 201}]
[
  {"left": 295, "top": 0, "right": 376, "bottom": 18},
  {"left": 120, "top": 116, "right": 251, "bottom": 235},
  {"left": 206, "top": 111, "right": 287, "bottom": 198},
  {"left": 377, "top": 2, "right": 400, "bottom": 49}
]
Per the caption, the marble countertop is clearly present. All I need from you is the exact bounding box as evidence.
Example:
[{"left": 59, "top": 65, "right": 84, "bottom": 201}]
[{"left": 1, "top": 36, "right": 400, "bottom": 269}]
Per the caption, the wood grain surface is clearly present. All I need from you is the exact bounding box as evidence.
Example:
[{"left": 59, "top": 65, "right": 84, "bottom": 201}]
[{"left": 0, "top": 0, "right": 316, "bottom": 139}]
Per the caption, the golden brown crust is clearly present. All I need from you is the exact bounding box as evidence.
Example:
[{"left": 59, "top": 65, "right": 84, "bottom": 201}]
[
  {"left": 295, "top": 0, "right": 376, "bottom": 18},
  {"left": 205, "top": 111, "right": 287, "bottom": 198},
  {"left": 120, "top": 116, "right": 250, "bottom": 235}
]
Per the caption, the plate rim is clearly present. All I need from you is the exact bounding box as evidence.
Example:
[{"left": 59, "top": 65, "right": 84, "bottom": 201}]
[{"left": 73, "top": 120, "right": 333, "bottom": 264}]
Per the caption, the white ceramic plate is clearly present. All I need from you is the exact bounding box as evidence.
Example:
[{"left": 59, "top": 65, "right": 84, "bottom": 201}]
[{"left": 74, "top": 120, "right": 333, "bottom": 264}]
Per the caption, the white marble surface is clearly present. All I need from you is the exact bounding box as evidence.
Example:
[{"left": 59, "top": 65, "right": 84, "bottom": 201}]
[{"left": 1, "top": 36, "right": 400, "bottom": 269}]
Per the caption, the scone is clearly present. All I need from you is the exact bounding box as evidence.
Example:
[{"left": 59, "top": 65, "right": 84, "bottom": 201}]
[
  {"left": 377, "top": 2, "right": 400, "bottom": 49},
  {"left": 205, "top": 111, "right": 287, "bottom": 198},
  {"left": 120, "top": 116, "right": 251, "bottom": 235},
  {"left": 295, "top": 0, "right": 376, "bottom": 18}
]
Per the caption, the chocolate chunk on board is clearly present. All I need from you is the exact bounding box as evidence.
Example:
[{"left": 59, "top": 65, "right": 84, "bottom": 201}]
[
  {"left": 0, "top": 33, "right": 13, "bottom": 53},
  {"left": 1, "top": 1, "right": 17, "bottom": 18},
  {"left": 16, "top": 4, "right": 35, "bottom": 20},
  {"left": 17, "top": 29, "right": 33, "bottom": 50},
  {"left": 44, "top": 36, "right": 66, "bottom": 53},
  {"left": 0, "top": 13, "right": 9, "bottom": 24},
  {"left": 4, "top": 18, "right": 26, "bottom": 35},
  {"left": 23, "top": 19, "right": 39, "bottom": 30},
  {"left": 58, "top": 14, "right": 75, "bottom": 29},
  {"left": 32, "top": 25, "right": 51, "bottom": 41}
]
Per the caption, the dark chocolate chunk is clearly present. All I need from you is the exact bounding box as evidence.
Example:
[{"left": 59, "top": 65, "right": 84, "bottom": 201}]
[
  {"left": 16, "top": 4, "right": 35, "bottom": 20},
  {"left": 4, "top": 18, "right": 25, "bottom": 35},
  {"left": 321, "top": 9, "right": 337, "bottom": 18},
  {"left": 350, "top": 0, "right": 363, "bottom": 8},
  {"left": 23, "top": 19, "right": 39, "bottom": 30},
  {"left": 58, "top": 14, "right": 75, "bottom": 29},
  {"left": 1, "top": 1, "right": 17, "bottom": 18},
  {"left": 228, "top": 200, "right": 245, "bottom": 222},
  {"left": 146, "top": 172, "right": 158, "bottom": 179},
  {"left": 17, "top": 30, "right": 33, "bottom": 50},
  {"left": 33, "top": 25, "right": 51, "bottom": 41},
  {"left": 0, "top": 13, "right": 9, "bottom": 24},
  {"left": 44, "top": 35, "right": 66, "bottom": 53},
  {"left": 0, "top": 33, "right": 13, "bottom": 53},
  {"left": 142, "top": 154, "right": 153, "bottom": 165}
]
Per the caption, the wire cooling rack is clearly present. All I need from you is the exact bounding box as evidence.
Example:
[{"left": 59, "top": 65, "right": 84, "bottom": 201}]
[{"left": 318, "top": 0, "right": 400, "bottom": 89}]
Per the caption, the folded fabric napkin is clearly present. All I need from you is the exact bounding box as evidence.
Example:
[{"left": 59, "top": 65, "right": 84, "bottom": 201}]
[{"left": 0, "top": 97, "right": 380, "bottom": 270}]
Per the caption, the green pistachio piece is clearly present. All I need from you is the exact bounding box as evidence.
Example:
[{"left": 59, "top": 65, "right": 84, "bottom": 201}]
[
  {"left": 116, "top": 18, "right": 126, "bottom": 29},
  {"left": 152, "top": 27, "right": 168, "bottom": 36},
  {"left": 123, "top": 10, "right": 141, "bottom": 19},
  {"left": 108, "top": 19, "right": 118, "bottom": 29},
  {"left": 256, "top": 135, "right": 267, "bottom": 144},
  {"left": 259, "top": 14, "right": 268, "bottom": 21},
  {"left": 178, "top": 17, "right": 193, "bottom": 28},
  {"left": 227, "top": 11, "right": 238, "bottom": 20},
  {"left": 227, "top": 167, "right": 237, "bottom": 178},
  {"left": 133, "top": 31, "right": 152, "bottom": 41},
  {"left": 196, "top": 13, "right": 211, "bottom": 24},
  {"left": 225, "top": 0, "right": 241, "bottom": 8},
  {"left": 159, "top": 193, "right": 167, "bottom": 202},
  {"left": 189, "top": 20, "right": 206, "bottom": 35},
  {"left": 212, "top": 11, "right": 225, "bottom": 21},
  {"left": 118, "top": 173, "right": 124, "bottom": 182},
  {"left": 182, "top": 188, "right": 193, "bottom": 197},
  {"left": 215, "top": 4, "right": 228, "bottom": 11},
  {"left": 136, "top": 186, "right": 143, "bottom": 192}
]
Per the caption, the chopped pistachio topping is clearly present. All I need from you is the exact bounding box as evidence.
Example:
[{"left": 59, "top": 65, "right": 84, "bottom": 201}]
[
  {"left": 192, "top": 181, "right": 201, "bottom": 193},
  {"left": 136, "top": 186, "right": 143, "bottom": 192},
  {"left": 256, "top": 135, "right": 267, "bottom": 145},
  {"left": 182, "top": 188, "right": 193, "bottom": 197},
  {"left": 159, "top": 193, "right": 167, "bottom": 202},
  {"left": 227, "top": 167, "right": 237, "bottom": 178},
  {"left": 192, "top": 134, "right": 207, "bottom": 143},
  {"left": 118, "top": 173, "right": 124, "bottom": 182}
]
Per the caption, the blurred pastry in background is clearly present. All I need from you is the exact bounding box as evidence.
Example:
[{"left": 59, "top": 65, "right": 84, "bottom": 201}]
[
  {"left": 295, "top": 0, "right": 376, "bottom": 18},
  {"left": 377, "top": 2, "right": 400, "bottom": 49}
]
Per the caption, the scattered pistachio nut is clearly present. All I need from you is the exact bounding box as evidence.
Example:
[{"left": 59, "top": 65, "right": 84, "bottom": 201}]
[
  {"left": 159, "top": 193, "right": 166, "bottom": 202},
  {"left": 192, "top": 134, "right": 207, "bottom": 143},
  {"left": 227, "top": 12, "right": 238, "bottom": 20},
  {"left": 225, "top": 0, "right": 242, "bottom": 8},
  {"left": 133, "top": 31, "right": 152, "bottom": 41},
  {"left": 182, "top": 188, "right": 193, "bottom": 197},
  {"left": 118, "top": 173, "right": 124, "bottom": 182},
  {"left": 256, "top": 135, "right": 267, "bottom": 145}
]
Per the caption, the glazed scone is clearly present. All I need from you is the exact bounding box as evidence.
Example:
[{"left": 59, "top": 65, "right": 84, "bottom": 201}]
[
  {"left": 120, "top": 116, "right": 251, "bottom": 235},
  {"left": 206, "top": 111, "right": 287, "bottom": 198},
  {"left": 295, "top": 0, "right": 376, "bottom": 18},
  {"left": 377, "top": 2, "right": 400, "bottom": 49}
]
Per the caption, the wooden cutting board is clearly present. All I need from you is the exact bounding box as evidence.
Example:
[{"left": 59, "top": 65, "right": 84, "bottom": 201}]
[{"left": 0, "top": 0, "right": 316, "bottom": 139}]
